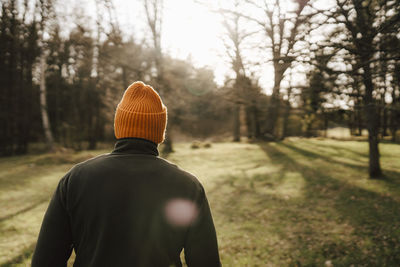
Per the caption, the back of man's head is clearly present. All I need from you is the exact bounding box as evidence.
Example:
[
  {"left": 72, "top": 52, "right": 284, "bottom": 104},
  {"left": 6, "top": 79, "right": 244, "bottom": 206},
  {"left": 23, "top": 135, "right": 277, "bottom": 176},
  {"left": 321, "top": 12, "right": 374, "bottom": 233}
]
[{"left": 114, "top": 81, "right": 167, "bottom": 144}]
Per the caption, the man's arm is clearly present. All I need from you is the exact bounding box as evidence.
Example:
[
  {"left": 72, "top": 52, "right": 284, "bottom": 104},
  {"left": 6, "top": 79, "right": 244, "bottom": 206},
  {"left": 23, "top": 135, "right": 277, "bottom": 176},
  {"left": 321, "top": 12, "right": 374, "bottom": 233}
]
[
  {"left": 184, "top": 187, "right": 221, "bottom": 267},
  {"left": 32, "top": 174, "right": 73, "bottom": 267}
]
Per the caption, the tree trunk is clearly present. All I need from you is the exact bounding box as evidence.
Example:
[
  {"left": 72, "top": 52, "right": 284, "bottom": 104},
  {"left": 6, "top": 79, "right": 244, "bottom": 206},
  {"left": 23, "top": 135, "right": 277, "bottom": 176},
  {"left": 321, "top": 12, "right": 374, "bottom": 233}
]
[
  {"left": 143, "top": 0, "right": 173, "bottom": 153},
  {"left": 233, "top": 103, "right": 240, "bottom": 142},
  {"left": 39, "top": 53, "right": 55, "bottom": 151},
  {"left": 161, "top": 105, "right": 173, "bottom": 154},
  {"left": 282, "top": 83, "right": 293, "bottom": 140},
  {"left": 245, "top": 106, "right": 252, "bottom": 139},
  {"left": 281, "top": 100, "right": 291, "bottom": 139},
  {"left": 253, "top": 106, "right": 261, "bottom": 139},
  {"left": 245, "top": 105, "right": 259, "bottom": 139},
  {"left": 162, "top": 128, "right": 173, "bottom": 154},
  {"left": 122, "top": 66, "right": 128, "bottom": 89},
  {"left": 382, "top": 106, "right": 389, "bottom": 136},
  {"left": 248, "top": 104, "right": 260, "bottom": 139},
  {"left": 88, "top": 138, "right": 97, "bottom": 150},
  {"left": 390, "top": 102, "right": 397, "bottom": 142},
  {"left": 88, "top": 110, "right": 98, "bottom": 150},
  {"left": 367, "top": 128, "right": 382, "bottom": 177},
  {"left": 348, "top": 112, "right": 355, "bottom": 136},
  {"left": 357, "top": 106, "right": 363, "bottom": 136},
  {"left": 323, "top": 113, "right": 328, "bottom": 137},
  {"left": 391, "top": 126, "right": 397, "bottom": 142},
  {"left": 354, "top": 87, "right": 363, "bottom": 136},
  {"left": 362, "top": 63, "right": 382, "bottom": 178},
  {"left": 391, "top": 65, "right": 399, "bottom": 142},
  {"left": 305, "top": 119, "right": 313, "bottom": 137},
  {"left": 265, "top": 70, "right": 284, "bottom": 136}
]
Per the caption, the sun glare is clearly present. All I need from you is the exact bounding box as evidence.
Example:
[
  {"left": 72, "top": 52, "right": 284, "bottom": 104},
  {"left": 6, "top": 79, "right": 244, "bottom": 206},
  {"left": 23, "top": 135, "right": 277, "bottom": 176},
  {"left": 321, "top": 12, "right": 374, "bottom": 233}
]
[
  {"left": 162, "top": 0, "right": 226, "bottom": 82},
  {"left": 82, "top": 0, "right": 333, "bottom": 90}
]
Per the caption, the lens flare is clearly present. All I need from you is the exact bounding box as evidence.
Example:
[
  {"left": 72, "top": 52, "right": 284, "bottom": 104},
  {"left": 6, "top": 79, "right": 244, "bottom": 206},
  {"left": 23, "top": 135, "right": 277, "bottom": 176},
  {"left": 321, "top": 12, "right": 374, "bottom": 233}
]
[{"left": 164, "top": 198, "right": 198, "bottom": 227}]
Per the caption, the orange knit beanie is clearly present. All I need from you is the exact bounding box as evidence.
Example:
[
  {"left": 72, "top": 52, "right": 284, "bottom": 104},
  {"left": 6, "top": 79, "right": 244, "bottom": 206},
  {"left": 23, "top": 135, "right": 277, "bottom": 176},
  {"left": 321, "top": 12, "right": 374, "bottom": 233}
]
[{"left": 114, "top": 81, "right": 167, "bottom": 144}]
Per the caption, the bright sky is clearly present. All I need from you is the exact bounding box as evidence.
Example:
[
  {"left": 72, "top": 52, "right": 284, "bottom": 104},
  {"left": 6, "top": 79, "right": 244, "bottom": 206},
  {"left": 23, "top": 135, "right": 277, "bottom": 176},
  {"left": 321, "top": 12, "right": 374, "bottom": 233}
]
[
  {"left": 113, "top": 0, "right": 228, "bottom": 85},
  {"left": 60, "top": 0, "right": 336, "bottom": 93}
]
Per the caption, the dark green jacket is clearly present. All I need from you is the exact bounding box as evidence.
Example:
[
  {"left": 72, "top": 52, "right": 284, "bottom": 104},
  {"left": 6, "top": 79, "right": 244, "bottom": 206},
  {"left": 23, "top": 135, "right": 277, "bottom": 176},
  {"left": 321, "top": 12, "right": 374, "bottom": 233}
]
[{"left": 32, "top": 138, "right": 220, "bottom": 267}]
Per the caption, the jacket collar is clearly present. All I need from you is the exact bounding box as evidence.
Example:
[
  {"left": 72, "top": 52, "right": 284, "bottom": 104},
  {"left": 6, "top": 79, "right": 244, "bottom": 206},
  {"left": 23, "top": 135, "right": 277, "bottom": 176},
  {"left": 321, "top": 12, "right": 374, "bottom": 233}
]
[{"left": 112, "top": 138, "right": 159, "bottom": 156}]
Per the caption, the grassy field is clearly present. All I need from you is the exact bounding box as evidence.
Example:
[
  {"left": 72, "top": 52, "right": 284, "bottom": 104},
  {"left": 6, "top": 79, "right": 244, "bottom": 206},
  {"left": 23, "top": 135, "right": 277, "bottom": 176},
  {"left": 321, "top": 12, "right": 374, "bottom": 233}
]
[{"left": 0, "top": 139, "right": 400, "bottom": 266}]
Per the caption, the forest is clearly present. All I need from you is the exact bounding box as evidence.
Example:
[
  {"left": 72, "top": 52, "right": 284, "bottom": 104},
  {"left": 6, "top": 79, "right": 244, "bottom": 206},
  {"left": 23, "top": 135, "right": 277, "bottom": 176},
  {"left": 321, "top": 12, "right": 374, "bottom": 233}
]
[
  {"left": 1, "top": 0, "right": 400, "bottom": 177},
  {"left": 1, "top": 0, "right": 400, "bottom": 265}
]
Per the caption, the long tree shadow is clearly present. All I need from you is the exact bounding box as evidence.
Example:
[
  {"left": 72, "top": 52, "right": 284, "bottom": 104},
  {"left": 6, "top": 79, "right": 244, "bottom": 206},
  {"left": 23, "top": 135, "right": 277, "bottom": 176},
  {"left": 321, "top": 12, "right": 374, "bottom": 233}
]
[
  {"left": 299, "top": 139, "right": 369, "bottom": 158},
  {"left": 279, "top": 141, "right": 400, "bottom": 195},
  {"left": 254, "top": 142, "right": 400, "bottom": 266},
  {"left": 278, "top": 142, "right": 366, "bottom": 169}
]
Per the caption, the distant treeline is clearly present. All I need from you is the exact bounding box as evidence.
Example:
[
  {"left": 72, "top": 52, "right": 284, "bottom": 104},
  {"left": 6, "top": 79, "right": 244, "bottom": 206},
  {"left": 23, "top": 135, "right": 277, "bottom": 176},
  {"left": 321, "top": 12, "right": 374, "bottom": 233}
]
[
  {"left": 0, "top": 0, "right": 234, "bottom": 155},
  {"left": 0, "top": 0, "right": 399, "bottom": 178}
]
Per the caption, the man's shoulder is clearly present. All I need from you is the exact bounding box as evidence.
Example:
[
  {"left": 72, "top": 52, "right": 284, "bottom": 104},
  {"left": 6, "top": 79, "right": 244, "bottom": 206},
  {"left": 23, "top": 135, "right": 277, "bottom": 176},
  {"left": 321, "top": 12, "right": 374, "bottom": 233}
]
[
  {"left": 156, "top": 157, "right": 203, "bottom": 188},
  {"left": 67, "top": 153, "right": 111, "bottom": 175},
  {"left": 68, "top": 153, "right": 202, "bottom": 186}
]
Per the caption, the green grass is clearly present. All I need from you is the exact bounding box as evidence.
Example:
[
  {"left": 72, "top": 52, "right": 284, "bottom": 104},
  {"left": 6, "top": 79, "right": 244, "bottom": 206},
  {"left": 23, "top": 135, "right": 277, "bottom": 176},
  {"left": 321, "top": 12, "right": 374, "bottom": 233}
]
[{"left": 1, "top": 139, "right": 400, "bottom": 266}]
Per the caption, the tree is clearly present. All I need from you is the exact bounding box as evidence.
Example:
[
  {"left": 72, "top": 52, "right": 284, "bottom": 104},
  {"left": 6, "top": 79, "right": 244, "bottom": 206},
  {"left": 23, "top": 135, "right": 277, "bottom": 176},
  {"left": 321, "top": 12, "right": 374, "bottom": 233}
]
[
  {"left": 38, "top": 0, "right": 55, "bottom": 151},
  {"left": 390, "top": 62, "right": 400, "bottom": 141},
  {"left": 0, "top": 0, "right": 40, "bottom": 155},
  {"left": 219, "top": 1, "right": 251, "bottom": 141},
  {"left": 217, "top": 0, "right": 266, "bottom": 141},
  {"left": 321, "top": 0, "right": 400, "bottom": 178},
  {"left": 243, "top": 0, "right": 317, "bottom": 137},
  {"left": 301, "top": 54, "right": 331, "bottom": 137},
  {"left": 142, "top": 0, "right": 174, "bottom": 153}
]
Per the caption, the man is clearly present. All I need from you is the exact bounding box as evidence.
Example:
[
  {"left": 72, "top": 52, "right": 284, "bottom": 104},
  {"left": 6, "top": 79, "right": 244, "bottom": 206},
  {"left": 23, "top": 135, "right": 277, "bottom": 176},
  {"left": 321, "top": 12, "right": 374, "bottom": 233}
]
[{"left": 32, "top": 81, "right": 221, "bottom": 267}]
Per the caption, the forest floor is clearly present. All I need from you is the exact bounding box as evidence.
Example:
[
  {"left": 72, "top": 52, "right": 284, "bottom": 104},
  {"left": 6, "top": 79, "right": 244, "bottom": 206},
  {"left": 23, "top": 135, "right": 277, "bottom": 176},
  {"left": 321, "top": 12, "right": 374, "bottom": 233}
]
[{"left": 0, "top": 138, "right": 399, "bottom": 266}]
